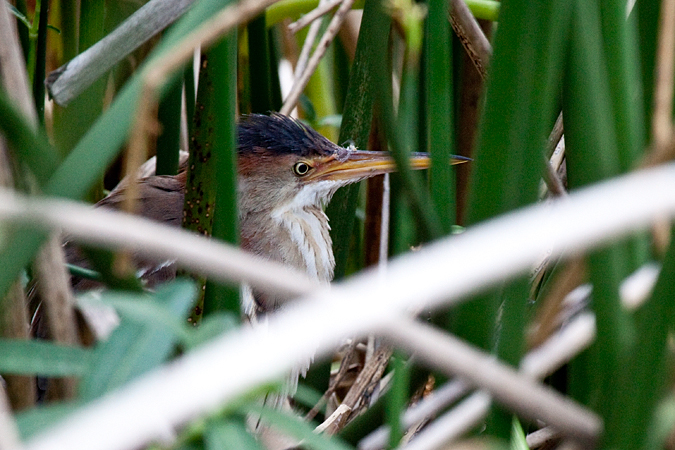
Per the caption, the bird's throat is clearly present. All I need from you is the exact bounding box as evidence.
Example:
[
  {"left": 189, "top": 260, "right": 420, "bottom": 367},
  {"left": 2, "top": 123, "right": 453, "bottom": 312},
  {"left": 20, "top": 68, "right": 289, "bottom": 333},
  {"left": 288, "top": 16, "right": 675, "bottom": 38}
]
[{"left": 240, "top": 204, "right": 335, "bottom": 285}]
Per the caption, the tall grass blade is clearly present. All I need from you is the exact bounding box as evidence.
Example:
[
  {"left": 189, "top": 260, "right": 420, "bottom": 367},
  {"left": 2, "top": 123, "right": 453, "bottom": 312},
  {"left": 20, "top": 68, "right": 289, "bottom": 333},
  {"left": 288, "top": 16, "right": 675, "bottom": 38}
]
[{"left": 327, "top": 0, "right": 391, "bottom": 279}]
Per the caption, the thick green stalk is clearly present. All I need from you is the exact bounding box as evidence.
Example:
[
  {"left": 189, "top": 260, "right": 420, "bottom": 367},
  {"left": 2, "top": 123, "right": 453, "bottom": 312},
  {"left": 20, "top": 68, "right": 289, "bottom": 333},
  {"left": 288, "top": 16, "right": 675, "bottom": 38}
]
[
  {"left": 59, "top": 0, "right": 79, "bottom": 61},
  {"left": 183, "top": 52, "right": 221, "bottom": 323},
  {"left": 599, "top": 0, "right": 645, "bottom": 170},
  {"left": 455, "top": 0, "right": 571, "bottom": 351},
  {"left": 203, "top": 32, "right": 239, "bottom": 317},
  {"left": 377, "top": 2, "right": 443, "bottom": 245},
  {"left": 183, "top": 27, "right": 239, "bottom": 321}
]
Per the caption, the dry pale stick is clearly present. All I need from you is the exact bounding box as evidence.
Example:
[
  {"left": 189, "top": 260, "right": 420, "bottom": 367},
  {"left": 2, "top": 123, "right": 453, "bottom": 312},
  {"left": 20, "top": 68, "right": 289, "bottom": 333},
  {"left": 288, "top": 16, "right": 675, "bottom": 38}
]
[
  {"left": 46, "top": 0, "right": 196, "bottom": 106},
  {"left": 0, "top": 188, "right": 318, "bottom": 299},
  {"left": 293, "top": 1, "right": 325, "bottom": 83},
  {"left": 280, "top": 0, "right": 355, "bottom": 115},
  {"left": 289, "top": 0, "right": 343, "bottom": 33},
  {"left": 24, "top": 163, "right": 675, "bottom": 450},
  {"left": 382, "top": 318, "right": 600, "bottom": 444}
]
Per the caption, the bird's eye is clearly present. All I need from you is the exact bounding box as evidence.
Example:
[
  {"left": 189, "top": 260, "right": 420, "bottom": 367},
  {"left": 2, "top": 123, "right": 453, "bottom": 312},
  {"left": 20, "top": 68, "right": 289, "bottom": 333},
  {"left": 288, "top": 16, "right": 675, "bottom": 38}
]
[{"left": 293, "top": 161, "right": 311, "bottom": 177}]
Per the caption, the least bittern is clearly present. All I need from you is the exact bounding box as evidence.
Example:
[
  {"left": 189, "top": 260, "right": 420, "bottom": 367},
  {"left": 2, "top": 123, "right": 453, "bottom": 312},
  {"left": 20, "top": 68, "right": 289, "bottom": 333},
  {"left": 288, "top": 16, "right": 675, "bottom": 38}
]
[{"left": 94, "top": 113, "right": 468, "bottom": 312}]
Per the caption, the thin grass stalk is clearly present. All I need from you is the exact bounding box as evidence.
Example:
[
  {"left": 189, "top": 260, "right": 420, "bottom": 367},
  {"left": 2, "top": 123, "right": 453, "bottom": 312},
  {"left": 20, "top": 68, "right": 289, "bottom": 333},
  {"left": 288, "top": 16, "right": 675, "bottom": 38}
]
[
  {"left": 562, "top": 0, "right": 636, "bottom": 441},
  {"left": 26, "top": 0, "right": 42, "bottom": 86},
  {"left": 631, "top": 230, "right": 675, "bottom": 450},
  {"left": 0, "top": 283, "right": 37, "bottom": 410},
  {"left": 599, "top": 0, "right": 650, "bottom": 268},
  {"left": 264, "top": 0, "right": 496, "bottom": 28},
  {"left": 385, "top": 353, "right": 409, "bottom": 448},
  {"left": 374, "top": 9, "right": 443, "bottom": 242},
  {"left": 0, "top": 6, "right": 37, "bottom": 411},
  {"left": 327, "top": 0, "right": 391, "bottom": 279},
  {"left": 456, "top": 0, "right": 571, "bottom": 435},
  {"left": 635, "top": 0, "right": 660, "bottom": 136},
  {"left": 156, "top": 75, "right": 183, "bottom": 176},
  {"left": 53, "top": 0, "right": 107, "bottom": 192},
  {"left": 247, "top": 14, "right": 275, "bottom": 114},
  {"left": 454, "top": 0, "right": 571, "bottom": 356},
  {"left": 426, "top": 0, "right": 456, "bottom": 233},
  {"left": 280, "top": 0, "right": 352, "bottom": 120},
  {"left": 31, "top": 0, "right": 48, "bottom": 122},
  {"left": 203, "top": 31, "right": 239, "bottom": 317}
]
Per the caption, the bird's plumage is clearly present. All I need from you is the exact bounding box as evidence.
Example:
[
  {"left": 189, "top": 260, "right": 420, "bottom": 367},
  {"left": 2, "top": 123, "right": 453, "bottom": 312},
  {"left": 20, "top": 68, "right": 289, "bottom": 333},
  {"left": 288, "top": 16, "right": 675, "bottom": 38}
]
[{"left": 75, "top": 114, "right": 467, "bottom": 309}]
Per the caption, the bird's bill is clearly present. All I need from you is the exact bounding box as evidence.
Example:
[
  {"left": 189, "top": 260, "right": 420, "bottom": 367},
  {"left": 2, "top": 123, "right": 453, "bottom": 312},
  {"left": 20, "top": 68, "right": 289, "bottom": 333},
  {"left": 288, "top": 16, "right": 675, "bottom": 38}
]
[{"left": 308, "top": 150, "right": 470, "bottom": 183}]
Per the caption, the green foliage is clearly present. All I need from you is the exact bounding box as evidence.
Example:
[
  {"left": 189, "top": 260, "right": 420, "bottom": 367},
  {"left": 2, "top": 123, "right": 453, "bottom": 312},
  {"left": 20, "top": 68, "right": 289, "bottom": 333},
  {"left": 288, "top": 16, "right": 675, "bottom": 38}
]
[
  {"left": 79, "top": 280, "right": 198, "bottom": 400},
  {"left": 0, "top": 339, "right": 92, "bottom": 376},
  {"left": 204, "top": 418, "right": 264, "bottom": 450}
]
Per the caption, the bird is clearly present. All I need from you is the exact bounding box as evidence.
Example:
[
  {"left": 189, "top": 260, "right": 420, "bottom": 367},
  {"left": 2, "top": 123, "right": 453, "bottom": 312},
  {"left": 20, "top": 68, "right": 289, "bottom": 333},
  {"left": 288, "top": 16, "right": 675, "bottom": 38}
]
[
  {"left": 59, "top": 113, "right": 469, "bottom": 447},
  {"left": 86, "top": 113, "right": 468, "bottom": 314}
]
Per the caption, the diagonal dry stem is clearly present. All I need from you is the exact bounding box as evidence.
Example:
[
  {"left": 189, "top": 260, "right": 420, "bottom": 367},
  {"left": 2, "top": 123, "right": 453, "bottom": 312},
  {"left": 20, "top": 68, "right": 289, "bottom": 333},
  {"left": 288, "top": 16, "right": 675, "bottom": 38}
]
[
  {"left": 448, "top": 0, "right": 491, "bottom": 79},
  {"left": 293, "top": 0, "right": 327, "bottom": 83},
  {"left": 289, "top": 0, "right": 343, "bottom": 33},
  {"left": 382, "top": 318, "right": 601, "bottom": 445},
  {"left": 280, "top": 0, "right": 355, "bottom": 115}
]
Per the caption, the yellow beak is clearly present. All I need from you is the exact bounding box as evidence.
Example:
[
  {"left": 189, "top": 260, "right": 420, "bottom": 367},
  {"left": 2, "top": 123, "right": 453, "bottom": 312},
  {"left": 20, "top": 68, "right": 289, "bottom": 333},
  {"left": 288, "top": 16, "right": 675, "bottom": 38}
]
[{"left": 307, "top": 150, "right": 470, "bottom": 183}]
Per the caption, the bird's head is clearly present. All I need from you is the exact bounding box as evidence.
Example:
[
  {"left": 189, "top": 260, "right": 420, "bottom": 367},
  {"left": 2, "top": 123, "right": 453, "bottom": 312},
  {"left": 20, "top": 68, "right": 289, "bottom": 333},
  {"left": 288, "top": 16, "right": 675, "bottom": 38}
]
[{"left": 237, "top": 114, "right": 468, "bottom": 214}]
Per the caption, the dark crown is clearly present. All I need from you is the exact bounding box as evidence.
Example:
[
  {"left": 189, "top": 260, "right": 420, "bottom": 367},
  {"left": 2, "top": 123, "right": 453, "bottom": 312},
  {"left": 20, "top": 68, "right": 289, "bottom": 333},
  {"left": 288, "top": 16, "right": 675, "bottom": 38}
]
[{"left": 238, "top": 114, "right": 338, "bottom": 157}]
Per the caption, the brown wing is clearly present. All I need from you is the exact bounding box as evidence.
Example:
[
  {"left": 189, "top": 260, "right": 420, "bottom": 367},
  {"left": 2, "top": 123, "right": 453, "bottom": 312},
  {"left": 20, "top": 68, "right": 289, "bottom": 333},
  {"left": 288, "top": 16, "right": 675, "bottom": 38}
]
[{"left": 66, "top": 171, "right": 187, "bottom": 290}]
